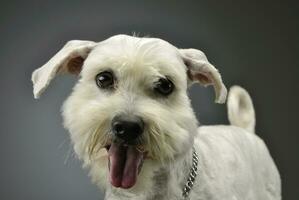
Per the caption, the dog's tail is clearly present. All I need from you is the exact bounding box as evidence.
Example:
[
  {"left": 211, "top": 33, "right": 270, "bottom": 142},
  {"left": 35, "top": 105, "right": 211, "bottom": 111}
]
[{"left": 227, "top": 86, "right": 255, "bottom": 133}]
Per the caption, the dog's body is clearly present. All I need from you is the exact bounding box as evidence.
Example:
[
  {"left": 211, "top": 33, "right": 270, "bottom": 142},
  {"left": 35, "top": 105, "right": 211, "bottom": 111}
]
[{"left": 32, "top": 35, "right": 281, "bottom": 199}]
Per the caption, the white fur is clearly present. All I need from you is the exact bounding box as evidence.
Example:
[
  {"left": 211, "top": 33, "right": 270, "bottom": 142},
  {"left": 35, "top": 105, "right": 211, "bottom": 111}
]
[
  {"left": 227, "top": 86, "right": 255, "bottom": 133},
  {"left": 32, "top": 40, "right": 97, "bottom": 98},
  {"left": 32, "top": 34, "right": 281, "bottom": 200}
]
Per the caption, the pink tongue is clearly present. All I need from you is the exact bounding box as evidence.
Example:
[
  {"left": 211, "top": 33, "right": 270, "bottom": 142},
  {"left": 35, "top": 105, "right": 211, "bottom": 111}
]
[{"left": 108, "top": 143, "right": 143, "bottom": 189}]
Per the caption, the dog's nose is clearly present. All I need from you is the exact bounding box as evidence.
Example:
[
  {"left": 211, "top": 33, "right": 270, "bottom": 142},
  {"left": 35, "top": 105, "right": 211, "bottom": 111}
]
[{"left": 112, "top": 115, "right": 144, "bottom": 141}]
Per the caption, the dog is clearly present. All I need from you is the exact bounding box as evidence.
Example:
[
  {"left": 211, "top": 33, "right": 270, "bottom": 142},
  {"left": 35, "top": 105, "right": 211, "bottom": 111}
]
[{"left": 32, "top": 35, "right": 281, "bottom": 200}]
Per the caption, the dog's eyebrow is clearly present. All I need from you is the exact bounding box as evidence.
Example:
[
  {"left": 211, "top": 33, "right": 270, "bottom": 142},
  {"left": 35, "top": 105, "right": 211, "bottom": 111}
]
[
  {"left": 154, "top": 75, "right": 172, "bottom": 81},
  {"left": 165, "top": 75, "right": 175, "bottom": 82},
  {"left": 162, "top": 75, "right": 176, "bottom": 84}
]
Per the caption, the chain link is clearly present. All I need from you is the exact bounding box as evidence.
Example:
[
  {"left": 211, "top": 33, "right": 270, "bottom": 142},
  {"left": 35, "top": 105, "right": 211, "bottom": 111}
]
[{"left": 182, "top": 147, "right": 199, "bottom": 199}]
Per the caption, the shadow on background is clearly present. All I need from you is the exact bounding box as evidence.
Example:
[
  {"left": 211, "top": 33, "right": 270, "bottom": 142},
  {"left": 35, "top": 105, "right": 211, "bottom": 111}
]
[{"left": 0, "top": 0, "right": 298, "bottom": 199}]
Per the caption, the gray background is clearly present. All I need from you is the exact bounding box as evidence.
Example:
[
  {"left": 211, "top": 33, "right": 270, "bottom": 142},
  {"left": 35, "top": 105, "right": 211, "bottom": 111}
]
[{"left": 0, "top": 0, "right": 298, "bottom": 199}]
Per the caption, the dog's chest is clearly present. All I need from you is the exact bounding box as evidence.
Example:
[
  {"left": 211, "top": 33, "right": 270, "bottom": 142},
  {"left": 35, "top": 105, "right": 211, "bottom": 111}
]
[{"left": 146, "top": 169, "right": 185, "bottom": 200}]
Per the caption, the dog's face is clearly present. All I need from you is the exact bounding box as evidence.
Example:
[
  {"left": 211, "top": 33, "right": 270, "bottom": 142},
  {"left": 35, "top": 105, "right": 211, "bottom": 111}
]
[{"left": 32, "top": 35, "right": 226, "bottom": 190}]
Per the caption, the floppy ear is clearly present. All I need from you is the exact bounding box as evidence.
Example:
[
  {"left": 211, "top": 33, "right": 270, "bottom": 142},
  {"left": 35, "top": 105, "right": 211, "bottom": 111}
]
[
  {"left": 179, "top": 48, "right": 227, "bottom": 104},
  {"left": 31, "top": 40, "right": 97, "bottom": 99}
]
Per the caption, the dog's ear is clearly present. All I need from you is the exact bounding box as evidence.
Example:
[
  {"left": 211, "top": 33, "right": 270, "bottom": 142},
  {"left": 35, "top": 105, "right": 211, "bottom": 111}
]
[
  {"left": 32, "top": 40, "right": 97, "bottom": 99},
  {"left": 179, "top": 48, "right": 227, "bottom": 104}
]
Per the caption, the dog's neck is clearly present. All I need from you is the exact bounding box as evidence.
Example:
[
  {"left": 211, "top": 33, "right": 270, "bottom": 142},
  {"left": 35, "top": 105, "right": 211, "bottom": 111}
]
[{"left": 150, "top": 148, "right": 195, "bottom": 200}]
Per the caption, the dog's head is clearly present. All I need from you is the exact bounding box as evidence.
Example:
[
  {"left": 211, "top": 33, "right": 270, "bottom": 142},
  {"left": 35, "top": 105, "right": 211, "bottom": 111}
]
[{"left": 32, "top": 35, "right": 226, "bottom": 189}]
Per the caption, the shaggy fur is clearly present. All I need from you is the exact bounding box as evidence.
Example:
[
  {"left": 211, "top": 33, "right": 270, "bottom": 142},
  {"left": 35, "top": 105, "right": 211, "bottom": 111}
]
[{"left": 32, "top": 35, "right": 281, "bottom": 200}]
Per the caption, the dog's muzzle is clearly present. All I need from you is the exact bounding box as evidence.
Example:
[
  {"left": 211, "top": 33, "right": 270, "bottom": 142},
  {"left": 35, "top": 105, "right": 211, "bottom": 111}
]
[{"left": 112, "top": 115, "right": 144, "bottom": 142}]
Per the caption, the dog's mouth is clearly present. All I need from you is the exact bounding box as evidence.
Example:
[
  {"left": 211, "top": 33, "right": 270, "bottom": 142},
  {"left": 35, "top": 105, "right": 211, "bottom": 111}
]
[{"left": 105, "top": 143, "right": 146, "bottom": 189}]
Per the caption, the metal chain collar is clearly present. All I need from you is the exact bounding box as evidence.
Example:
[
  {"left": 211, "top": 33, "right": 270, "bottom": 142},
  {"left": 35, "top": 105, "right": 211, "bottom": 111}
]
[{"left": 182, "top": 147, "right": 199, "bottom": 199}]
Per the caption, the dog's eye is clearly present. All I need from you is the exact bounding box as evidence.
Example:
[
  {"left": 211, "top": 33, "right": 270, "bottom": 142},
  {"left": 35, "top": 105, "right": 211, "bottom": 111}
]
[
  {"left": 154, "top": 78, "right": 174, "bottom": 96},
  {"left": 95, "top": 71, "right": 114, "bottom": 89}
]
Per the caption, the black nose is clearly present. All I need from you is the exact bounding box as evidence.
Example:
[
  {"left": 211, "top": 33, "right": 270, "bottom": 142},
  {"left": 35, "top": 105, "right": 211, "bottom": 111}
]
[{"left": 112, "top": 115, "right": 144, "bottom": 142}]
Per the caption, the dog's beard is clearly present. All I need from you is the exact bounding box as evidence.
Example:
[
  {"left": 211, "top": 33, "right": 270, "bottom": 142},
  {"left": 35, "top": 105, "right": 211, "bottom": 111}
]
[{"left": 86, "top": 119, "right": 179, "bottom": 189}]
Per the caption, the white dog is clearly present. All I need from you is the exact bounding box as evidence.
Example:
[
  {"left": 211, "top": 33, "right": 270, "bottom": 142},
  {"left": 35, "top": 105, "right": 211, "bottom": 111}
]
[{"left": 32, "top": 35, "right": 281, "bottom": 200}]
